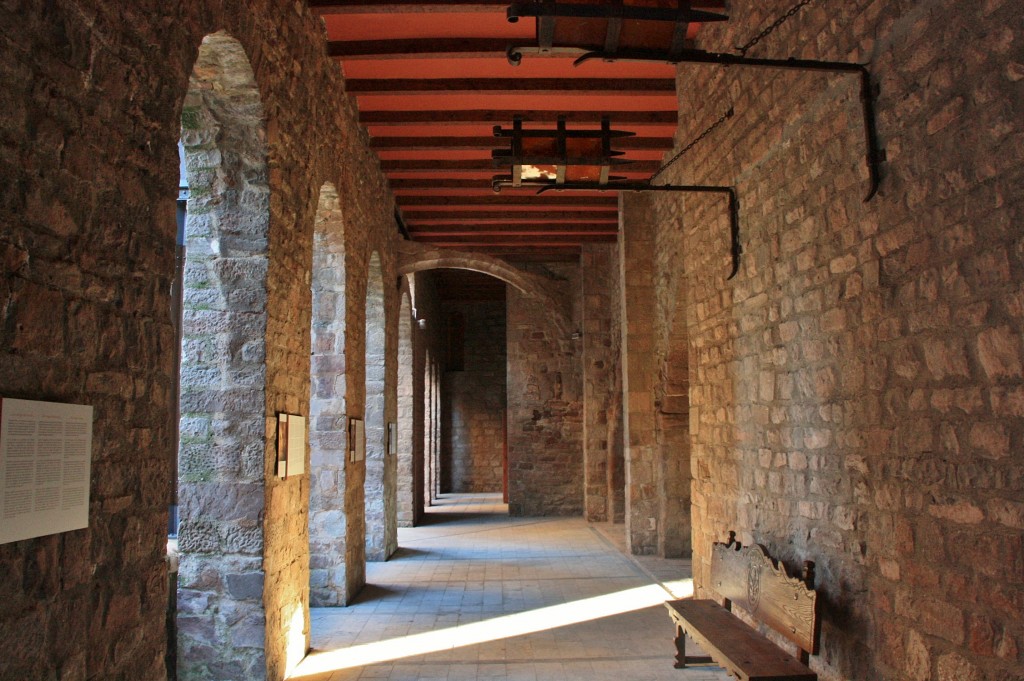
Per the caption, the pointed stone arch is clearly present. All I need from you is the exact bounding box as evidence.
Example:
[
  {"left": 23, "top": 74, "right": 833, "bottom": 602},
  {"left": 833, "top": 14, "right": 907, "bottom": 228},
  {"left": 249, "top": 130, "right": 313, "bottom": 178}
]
[{"left": 176, "top": 31, "right": 270, "bottom": 681}]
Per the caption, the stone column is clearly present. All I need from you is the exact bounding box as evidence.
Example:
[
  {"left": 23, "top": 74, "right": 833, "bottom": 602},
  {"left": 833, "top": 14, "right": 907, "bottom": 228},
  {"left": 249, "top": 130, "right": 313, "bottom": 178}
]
[
  {"left": 619, "top": 193, "right": 660, "bottom": 554},
  {"left": 581, "top": 244, "right": 624, "bottom": 522}
]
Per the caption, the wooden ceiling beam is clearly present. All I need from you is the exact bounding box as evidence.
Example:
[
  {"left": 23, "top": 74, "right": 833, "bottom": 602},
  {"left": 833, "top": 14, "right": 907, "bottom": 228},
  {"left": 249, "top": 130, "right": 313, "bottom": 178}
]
[
  {"left": 403, "top": 209, "right": 618, "bottom": 221},
  {"left": 407, "top": 222, "right": 617, "bottom": 233},
  {"left": 346, "top": 78, "right": 676, "bottom": 95},
  {"left": 362, "top": 110, "right": 677, "bottom": 126},
  {"left": 372, "top": 136, "right": 674, "bottom": 151},
  {"left": 310, "top": 0, "right": 725, "bottom": 14},
  {"left": 412, "top": 230, "right": 617, "bottom": 237},
  {"left": 329, "top": 39, "right": 545, "bottom": 60},
  {"left": 419, "top": 236, "right": 617, "bottom": 246},
  {"left": 388, "top": 177, "right": 651, "bottom": 190},
  {"left": 383, "top": 159, "right": 660, "bottom": 172},
  {"left": 397, "top": 195, "right": 618, "bottom": 207},
  {"left": 310, "top": 0, "right": 510, "bottom": 13}
]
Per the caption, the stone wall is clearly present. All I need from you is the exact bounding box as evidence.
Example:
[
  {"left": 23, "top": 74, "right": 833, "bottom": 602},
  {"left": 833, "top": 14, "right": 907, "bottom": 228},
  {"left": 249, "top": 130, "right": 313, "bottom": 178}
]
[
  {"left": 652, "top": 1, "right": 1024, "bottom": 680},
  {"left": 506, "top": 267, "right": 584, "bottom": 517},
  {"left": 0, "top": 1, "right": 400, "bottom": 679},
  {"left": 443, "top": 301, "right": 506, "bottom": 494},
  {"left": 581, "top": 244, "right": 625, "bottom": 523}
]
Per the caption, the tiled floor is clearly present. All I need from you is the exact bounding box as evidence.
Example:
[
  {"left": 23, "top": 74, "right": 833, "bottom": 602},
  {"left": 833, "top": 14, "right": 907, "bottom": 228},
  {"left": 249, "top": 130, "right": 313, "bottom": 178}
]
[{"left": 289, "top": 493, "right": 729, "bottom": 681}]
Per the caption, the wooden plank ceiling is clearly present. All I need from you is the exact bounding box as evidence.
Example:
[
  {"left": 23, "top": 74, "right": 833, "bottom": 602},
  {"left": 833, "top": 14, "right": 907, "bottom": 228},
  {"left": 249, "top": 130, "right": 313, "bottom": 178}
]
[{"left": 310, "top": 0, "right": 725, "bottom": 263}]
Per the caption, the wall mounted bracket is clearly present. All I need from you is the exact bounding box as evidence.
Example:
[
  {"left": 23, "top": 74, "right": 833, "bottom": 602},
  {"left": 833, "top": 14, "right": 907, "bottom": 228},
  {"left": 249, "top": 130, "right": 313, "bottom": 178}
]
[{"left": 574, "top": 48, "right": 884, "bottom": 201}]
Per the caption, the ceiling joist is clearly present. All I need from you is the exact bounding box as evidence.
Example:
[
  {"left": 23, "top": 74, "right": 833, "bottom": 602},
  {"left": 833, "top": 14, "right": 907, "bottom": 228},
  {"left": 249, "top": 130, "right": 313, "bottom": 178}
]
[
  {"left": 361, "top": 110, "right": 677, "bottom": 126},
  {"left": 346, "top": 78, "right": 676, "bottom": 95},
  {"left": 401, "top": 209, "right": 618, "bottom": 222},
  {"left": 396, "top": 195, "right": 617, "bottom": 207},
  {"left": 382, "top": 159, "right": 660, "bottom": 172},
  {"left": 371, "top": 136, "right": 673, "bottom": 151}
]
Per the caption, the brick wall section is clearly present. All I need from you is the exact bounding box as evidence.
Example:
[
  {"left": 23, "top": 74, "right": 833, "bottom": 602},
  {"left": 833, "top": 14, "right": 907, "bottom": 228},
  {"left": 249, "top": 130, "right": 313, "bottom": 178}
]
[
  {"left": 0, "top": 1, "right": 400, "bottom": 679},
  {"left": 581, "top": 244, "right": 625, "bottom": 523},
  {"left": 653, "top": 1, "right": 1024, "bottom": 680},
  {"left": 506, "top": 269, "right": 584, "bottom": 517},
  {"left": 443, "top": 300, "right": 507, "bottom": 493}
]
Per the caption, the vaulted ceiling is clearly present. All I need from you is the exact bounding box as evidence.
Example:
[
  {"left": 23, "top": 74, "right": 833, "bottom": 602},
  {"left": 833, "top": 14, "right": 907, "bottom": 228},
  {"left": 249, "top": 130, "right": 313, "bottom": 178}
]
[{"left": 309, "top": 0, "right": 726, "bottom": 263}]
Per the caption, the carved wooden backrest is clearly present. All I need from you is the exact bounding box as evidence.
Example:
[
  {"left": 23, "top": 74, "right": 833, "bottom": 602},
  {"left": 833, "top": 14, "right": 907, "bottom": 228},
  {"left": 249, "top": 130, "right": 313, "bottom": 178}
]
[{"left": 709, "top": 535, "right": 819, "bottom": 654}]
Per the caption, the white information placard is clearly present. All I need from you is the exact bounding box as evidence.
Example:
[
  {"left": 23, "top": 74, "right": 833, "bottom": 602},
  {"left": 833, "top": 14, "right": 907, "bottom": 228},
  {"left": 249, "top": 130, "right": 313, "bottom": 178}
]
[
  {"left": 0, "top": 398, "right": 92, "bottom": 544},
  {"left": 287, "top": 414, "right": 306, "bottom": 477},
  {"left": 349, "top": 418, "right": 365, "bottom": 463}
]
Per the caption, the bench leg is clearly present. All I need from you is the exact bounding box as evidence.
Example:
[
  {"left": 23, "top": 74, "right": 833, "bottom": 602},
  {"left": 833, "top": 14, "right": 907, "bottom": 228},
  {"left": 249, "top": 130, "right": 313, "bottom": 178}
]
[
  {"left": 673, "top": 625, "right": 714, "bottom": 670},
  {"left": 673, "top": 625, "right": 687, "bottom": 669}
]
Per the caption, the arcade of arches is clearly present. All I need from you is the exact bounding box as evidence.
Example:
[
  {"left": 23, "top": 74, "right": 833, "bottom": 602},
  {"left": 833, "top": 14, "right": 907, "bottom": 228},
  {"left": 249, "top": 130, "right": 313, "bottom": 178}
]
[{"left": 1, "top": 3, "right": 1022, "bottom": 681}]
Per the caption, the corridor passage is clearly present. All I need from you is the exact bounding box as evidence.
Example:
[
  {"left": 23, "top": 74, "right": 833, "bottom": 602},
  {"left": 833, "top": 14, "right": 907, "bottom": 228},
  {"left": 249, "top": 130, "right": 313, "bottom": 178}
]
[{"left": 290, "top": 494, "right": 729, "bottom": 681}]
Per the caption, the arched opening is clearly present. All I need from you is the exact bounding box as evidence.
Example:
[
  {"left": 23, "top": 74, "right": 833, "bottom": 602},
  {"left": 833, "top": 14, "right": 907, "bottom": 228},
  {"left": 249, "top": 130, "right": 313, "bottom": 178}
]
[
  {"left": 434, "top": 271, "right": 507, "bottom": 499},
  {"left": 175, "top": 32, "right": 269, "bottom": 680},
  {"left": 363, "top": 253, "right": 394, "bottom": 560},
  {"left": 308, "top": 182, "right": 348, "bottom": 606},
  {"left": 396, "top": 288, "right": 416, "bottom": 527}
]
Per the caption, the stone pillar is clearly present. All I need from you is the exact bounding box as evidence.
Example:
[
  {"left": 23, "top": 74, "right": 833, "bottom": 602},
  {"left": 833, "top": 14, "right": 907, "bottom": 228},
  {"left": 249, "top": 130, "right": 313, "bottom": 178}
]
[
  {"left": 308, "top": 184, "right": 348, "bottom": 607},
  {"left": 619, "top": 193, "right": 660, "bottom": 554},
  {"left": 364, "top": 255, "right": 391, "bottom": 561},
  {"left": 581, "top": 244, "right": 625, "bottom": 522},
  {"left": 397, "top": 293, "right": 415, "bottom": 527},
  {"left": 176, "top": 34, "right": 269, "bottom": 680}
]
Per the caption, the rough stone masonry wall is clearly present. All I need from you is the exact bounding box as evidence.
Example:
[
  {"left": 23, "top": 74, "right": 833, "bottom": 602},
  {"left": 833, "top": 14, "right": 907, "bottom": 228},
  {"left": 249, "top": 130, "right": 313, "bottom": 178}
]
[
  {"left": 506, "top": 267, "right": 584, "bottom": 517},
  {"left": 653, "top": 1, "right": 1023, "bottom": 680},
  {"left": 0, "top": 1, "right": 399, "bottom": 680},
  {"left": 443, "top": 300, "right": 506, "bottom": 493}
]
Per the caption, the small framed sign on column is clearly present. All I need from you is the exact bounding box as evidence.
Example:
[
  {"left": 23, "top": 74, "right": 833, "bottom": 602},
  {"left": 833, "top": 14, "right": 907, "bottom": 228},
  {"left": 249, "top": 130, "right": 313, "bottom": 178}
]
[
  {"left": 276, "top": 413, "right": 306, "bottom": 479},
  {"left": 387, "top": 422, "right": 397, "bottom": 456},
  {"left": 349, "top": 417, "right": 364, "bottom": 463}
]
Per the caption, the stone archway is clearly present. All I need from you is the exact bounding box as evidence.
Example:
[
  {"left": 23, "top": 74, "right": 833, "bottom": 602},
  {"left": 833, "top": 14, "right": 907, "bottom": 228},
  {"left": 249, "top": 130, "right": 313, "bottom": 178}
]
[
  {"left": 308, "top": 182, "right": 348, "bottom": 606},
  {"left": 396, "top": 242, "right": 572, "bottom": 338},
  {"left": 176, "top": 31, "right": 270, "bottom": 681}
]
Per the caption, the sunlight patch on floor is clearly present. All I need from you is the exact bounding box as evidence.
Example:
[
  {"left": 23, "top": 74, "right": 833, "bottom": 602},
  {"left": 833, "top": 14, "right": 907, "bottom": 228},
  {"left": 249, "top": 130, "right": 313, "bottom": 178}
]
[{"left": 289, "top": 579, "right": 694, "bottom": 678}]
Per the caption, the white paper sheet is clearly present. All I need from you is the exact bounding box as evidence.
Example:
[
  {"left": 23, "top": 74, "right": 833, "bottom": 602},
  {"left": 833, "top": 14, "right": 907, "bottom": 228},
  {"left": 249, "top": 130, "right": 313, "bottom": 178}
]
[{"left": 0, "top": 398, "right": 92, "bottom": 544}]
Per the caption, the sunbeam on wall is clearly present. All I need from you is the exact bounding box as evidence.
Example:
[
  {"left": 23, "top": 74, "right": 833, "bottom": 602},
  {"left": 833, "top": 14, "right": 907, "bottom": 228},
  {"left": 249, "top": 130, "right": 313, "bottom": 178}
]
[{"left": 289, "top": 579, "right": 693, "bottom": 677}]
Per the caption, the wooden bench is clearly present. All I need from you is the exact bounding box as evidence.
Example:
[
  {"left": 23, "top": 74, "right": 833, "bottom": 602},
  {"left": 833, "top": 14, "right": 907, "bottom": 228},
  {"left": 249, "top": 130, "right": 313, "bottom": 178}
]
[{"left": 665, "top": 532, "right": 820, "bottom": 680}]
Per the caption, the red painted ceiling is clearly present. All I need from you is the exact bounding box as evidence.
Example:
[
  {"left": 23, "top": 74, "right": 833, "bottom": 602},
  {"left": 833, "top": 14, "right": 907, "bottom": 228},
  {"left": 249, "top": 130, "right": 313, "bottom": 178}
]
[{"left": 310, "top": 0, "right": 726, "bottom": 262}]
